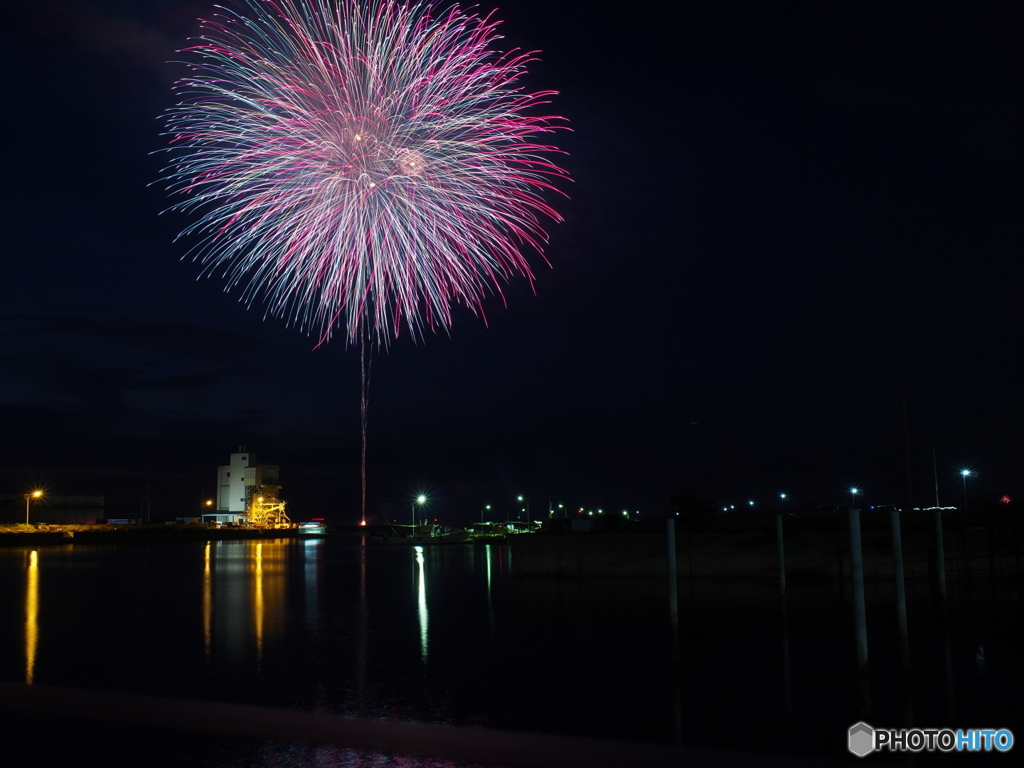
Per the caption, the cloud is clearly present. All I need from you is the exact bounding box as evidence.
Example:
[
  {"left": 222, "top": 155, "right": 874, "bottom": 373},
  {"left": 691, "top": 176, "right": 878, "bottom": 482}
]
[
  {"left": 20, "top": 1, "right": 211, "bottom": 90},
  {"left": 2, "top": 314, "right": 262, "bottom": 362}
]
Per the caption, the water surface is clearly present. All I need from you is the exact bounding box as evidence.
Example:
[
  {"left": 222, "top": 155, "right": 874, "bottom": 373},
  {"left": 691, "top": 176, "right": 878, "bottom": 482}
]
[{"left": 2, "top": 535, "right": 1021, "bottom": 765}]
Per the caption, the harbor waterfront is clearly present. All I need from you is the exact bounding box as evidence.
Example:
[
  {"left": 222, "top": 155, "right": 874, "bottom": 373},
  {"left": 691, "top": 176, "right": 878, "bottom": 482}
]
[{"left": 2, "top": 531, "right": 1022, "bottom": 766}]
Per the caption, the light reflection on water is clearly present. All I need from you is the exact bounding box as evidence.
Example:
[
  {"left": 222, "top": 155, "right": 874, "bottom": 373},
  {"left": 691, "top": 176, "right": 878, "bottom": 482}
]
[
  {"left": 3, "top": 535, "right": 1024, "bottom": 766},
  {"left": 203, "top": 542, "right": 212, "bottom": 661},
  {"left": 24, "top": 550, "right": 38, "bottom": 685},
  {"left": 415, "top": 545, "right": 428, "bottom": 665}
]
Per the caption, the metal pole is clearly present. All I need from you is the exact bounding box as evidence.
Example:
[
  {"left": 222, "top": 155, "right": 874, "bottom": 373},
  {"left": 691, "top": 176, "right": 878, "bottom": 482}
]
[
  {"left": 934, "top": 508, "right": 947, "bottom": 605},
  {"left": 775, "top": 513, "right": 786, "bottom": 597},
  {"left": 891, "top": 509, "right": 910, "bottom": 667},
  {"left": 667, "top": 518, "right": 679, "bottom": 656},
  {"left": 666, "top": 517, "right": 682, "bottom": 745},
  {"left": 849, "top": 508, "right": 870, "bottom": 716}
]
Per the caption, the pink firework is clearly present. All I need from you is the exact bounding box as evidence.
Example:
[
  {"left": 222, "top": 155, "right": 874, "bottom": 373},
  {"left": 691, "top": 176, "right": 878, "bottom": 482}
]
[{"left": 161, "top": 0, "right": 570, "bottom": 345}]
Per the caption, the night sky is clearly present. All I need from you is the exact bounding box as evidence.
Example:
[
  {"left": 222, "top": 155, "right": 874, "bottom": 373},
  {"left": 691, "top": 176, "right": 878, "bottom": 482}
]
[{"left": 3, "top": 0, "right": 1023, "bottom": 524}]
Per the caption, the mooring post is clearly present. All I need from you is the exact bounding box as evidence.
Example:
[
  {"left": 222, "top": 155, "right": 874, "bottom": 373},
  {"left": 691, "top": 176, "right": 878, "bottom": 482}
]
[
  {"left": 849, "top": 507, "right": 870, "bottom": 716},
  {"left": 891, "top": 508, "right": 909, "bottom": 661},
  {"left": 667, "top": 517, "right": 682, "bottom": 744},
  {"left": 934, "top": 508, "right": 947, "bottom": 606},
  {"left": 778, "top": 519, "right": 792, "bottom": 718},
  {"left": 775, "top": 513, "right": 786, "bottom": 597},
  {"left": 667, "top": 517, "right": 679, "bottom": 658}
]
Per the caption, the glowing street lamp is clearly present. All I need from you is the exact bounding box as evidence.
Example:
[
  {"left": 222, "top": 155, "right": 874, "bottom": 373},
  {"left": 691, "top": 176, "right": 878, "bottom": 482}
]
[
  {"left": 480, "top": 504, "right": 491, "bottom": 523},
  {"left": 779, "top": 493, "right": 786, "bottom": 512},
  {"left": 849, "top": 487, "right": 859, "bottom": 508},
  {"left": 25, "top": 490, "right": 43, "bottom": 525},
  {"left": 961, "top": 469, "right": 972, "bottom": 512},
  {"left": 517, "top": 495, "right": 530, "bottom": 522},
  {"left": 412, "top": 494, "right": 427, "bottom": 526}
]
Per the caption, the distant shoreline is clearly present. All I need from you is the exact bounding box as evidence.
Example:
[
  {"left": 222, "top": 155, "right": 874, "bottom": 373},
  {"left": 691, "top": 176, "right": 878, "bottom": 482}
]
[{"left": 0, "top": 524, "right": 307, "bottom": 548}]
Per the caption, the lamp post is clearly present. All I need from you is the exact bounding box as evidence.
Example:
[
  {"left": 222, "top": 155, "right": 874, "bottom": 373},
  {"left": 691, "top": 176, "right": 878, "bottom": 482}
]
[
  {"left": 850, "top": 487, "right": 859, "bottom": 509},
  {"left": 412, "top": 494, "right": 427, "bottom": 526},
  {"left": 480, "top": 504, "right": 491, "bottom": 524},
  {"left": 961, "top": 469, "right": 972, "bottom": 512},
  {"left": 517, "top": 495, "right": 530, "bottom": 523},
  {"left": 779, "top": 493, "right": 786, "bottom": 512},
  {"left": 25, "top": 490, "right": 43, "bottom": 525}
]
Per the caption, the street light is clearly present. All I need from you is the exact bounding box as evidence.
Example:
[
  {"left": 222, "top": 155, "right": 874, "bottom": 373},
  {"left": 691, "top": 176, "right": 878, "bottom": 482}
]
[
  {"left": 850, "top": 487, "right": 859, "bottom": 508},
  {"left": 480, "top": 504, "right": 491, "bottom": 524},
  {"left": 517, "top": 495, "right": 530, "bottom": 523},
  {"left": 779, "top": 493, "right": 786, "bottom": 512},
  {"left": 961, "top": 469, "right": 972, "bottom": 512},
  {"left": 25, "top": 490, "right": 43, "bottom": 525},
  {"left": 412, "top": 494, "right": 427, "bottom": 526}
]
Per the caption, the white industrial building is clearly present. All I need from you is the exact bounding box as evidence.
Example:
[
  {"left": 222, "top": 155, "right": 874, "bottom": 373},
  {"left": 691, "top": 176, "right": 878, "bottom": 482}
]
[{"left": 204, "top": 447, "right": 289, "bottom": 527}]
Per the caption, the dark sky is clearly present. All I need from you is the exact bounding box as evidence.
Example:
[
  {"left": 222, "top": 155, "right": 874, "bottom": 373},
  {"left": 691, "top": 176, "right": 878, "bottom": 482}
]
[{"left": 2, "top": 0, "right": 1023, "bottom": 523}]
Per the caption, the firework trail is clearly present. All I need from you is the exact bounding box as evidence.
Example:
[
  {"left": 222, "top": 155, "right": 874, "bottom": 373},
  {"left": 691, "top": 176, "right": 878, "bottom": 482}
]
[{"left": 161, "top": 0, "right": 569, "bottom": 345}]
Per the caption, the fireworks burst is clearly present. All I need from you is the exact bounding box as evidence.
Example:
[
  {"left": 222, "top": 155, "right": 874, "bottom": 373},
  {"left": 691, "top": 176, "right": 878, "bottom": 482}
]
[{"left": 161, "top": 0, "right": 569, "bottom": 345}]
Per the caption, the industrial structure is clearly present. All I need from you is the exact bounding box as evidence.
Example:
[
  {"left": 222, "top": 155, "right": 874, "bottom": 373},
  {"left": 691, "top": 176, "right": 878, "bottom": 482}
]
[{"left": 203, "top": 447, "right": 291, "bottom": 528}]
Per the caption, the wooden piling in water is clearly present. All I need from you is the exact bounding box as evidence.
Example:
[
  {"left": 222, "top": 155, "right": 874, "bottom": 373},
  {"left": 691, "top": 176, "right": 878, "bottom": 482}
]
[
  {"left": 775, "top": 513, "right": 786, "bottom": 597},
  {"left": 934, "top": 508, "right": 947, "bottom": 605},
  {"left": 891, "top": 509, "right": 909, "bottom": 660},
  {"left": 667, "top": 518, "right": 679, "bottom": 659},
  {"left": 849, "top": 508, "right": 870, "bottom": 716},
  {"left": 666, "top": 518, "right": 682, "bottom": 745}
]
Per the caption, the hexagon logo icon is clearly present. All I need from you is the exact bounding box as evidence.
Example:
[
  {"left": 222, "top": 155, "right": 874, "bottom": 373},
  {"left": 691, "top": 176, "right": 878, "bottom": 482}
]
[{"left": 849, "top": 722, "right": 875, "bottom": 757}]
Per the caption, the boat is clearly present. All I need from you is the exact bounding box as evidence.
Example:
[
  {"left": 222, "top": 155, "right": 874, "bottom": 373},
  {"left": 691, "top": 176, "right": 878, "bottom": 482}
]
[
  {"left": 372, "top": 523, "right": 470, "bottom": 545},
  {"left": 297, "top": 520, "right": 328, "bottom": 536}
]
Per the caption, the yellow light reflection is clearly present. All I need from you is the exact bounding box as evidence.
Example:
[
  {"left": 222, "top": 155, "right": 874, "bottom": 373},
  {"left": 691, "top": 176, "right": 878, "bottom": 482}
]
[
  {"left": 254, "top": 541, "right": 264, "bottom": 665},
  {"left": 203, "top": 542, "right": 212, "bottom": 661},
  {"left": 26, "top": 550, "right": 39, "bottom": 684},
  {"left": 415, "top": 546, "right": 428, "bottom": 664},
  {"left": 203, "top": 539, "right": 289, "bottom": 668}
]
